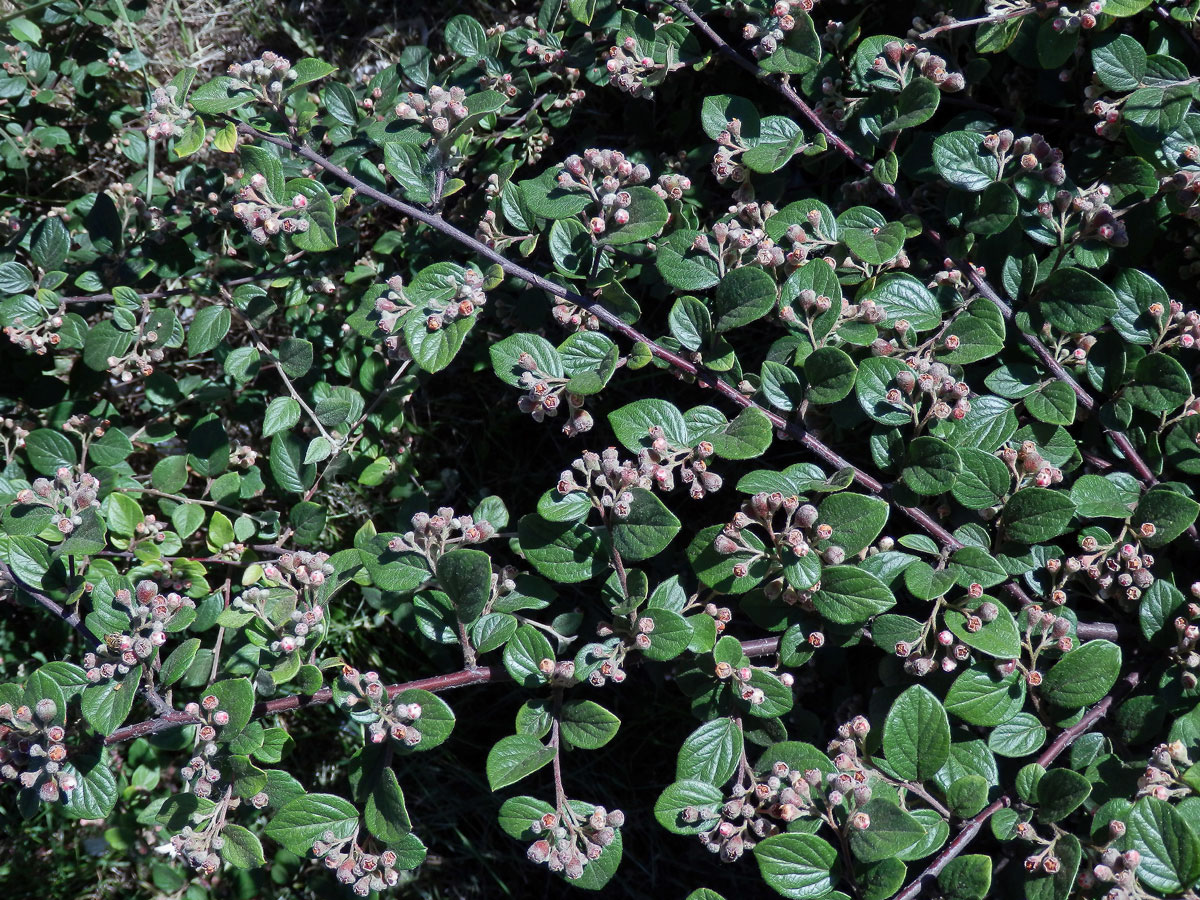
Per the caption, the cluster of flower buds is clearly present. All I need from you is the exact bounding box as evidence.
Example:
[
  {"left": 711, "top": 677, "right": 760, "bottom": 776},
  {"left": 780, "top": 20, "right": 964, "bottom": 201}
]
[
  {"left": 883, "top": 358, "right": 972, "bottom": 422},
  {"left": 557, "top": 447, "right": 651, "bottom": 520},
  {"left": 577, "top": 637, "right": 629, "bottom": 686},
  {"left": 981, "top": 130, "right": 1066, "bottom": 185},
  {"left": 1087, "top": 846, "right": 1142, "bottom": 893},
  {"left": 1145, "top": 297, "right": 1200, "bottom": 350},
  {"left": 526, "top": 806, "right": 623, "bottom": 879},
  {"left": 523, "top": 36, "right": 568, "bottom": 66},
  {"left": 693, "top": 203, "right": 822, "bottom": 281},
  {"left": 335, "top": 668, "right": 425, "bottom": 747},
  {"left": 15, "top": 468, "right": 101, "bottom": 536},
  {"left": 872, "top": 41, "right": 966, "bottom": 92},
  {"left": 743, "top": 1, "right": 814, "bottom": 63},
  {"left": 3, "top": 307, "right": 64, "bottom": 356},
  {"left": 387, "top": 507, "right": 496, "bottom": 567},
  {"left": 686, "top": 717, "right": 872, "bottom": 862},
  {"left": 513, "top": 352, "right": 593, "bottom": 436},
  {"left": 551, "top": 295, "right": 601, "bottom": 332},
  {"left": 394, "top": 84, "right": 477, "bottom": 137},
  {"left": 232, "top": 176, "right": 312, "bottom": 246},
  {"left": 1037, "top": 183, "right": 1130, "bottom": 247},
  {"left": 227, "top": 51, "right": 298, "bottom": 101},
  {"left": 605, "top": 34, "right": 666, "bottom": 98},
  {"left": 1052, "top": 2, "right": 1104, "bottom": 33},
  {"left": 997, "top": 439, "right": 1064, "bottom": 490},
  {"left": 236, "top": 587, "right": 326, "bottom": 657},
  {"left": 1138, "top": 740, "right": 1191, "bottom": 801},
  {"left": 642, "top": 428, "right": 722, "bottom": 498},
  {"left": 0, "top": 417, "right": 29, "bottom": 460},
  {"left": 1162, "top": 167, "right": 1200, "bottom": 227},
  {"left": 717, "top": 492, "right": 834, "bottom": 598},
  {"left": 1008, "top": 605, "right": 1076, "bottom": 688},
  {"left": 700, "top": 601, "right": 734, "bottom": 637},
  {"left": 311, "top": 833, "right": 406, "bottom": 895},
  {"left": 714, "top": 660, "right": 793, "bottom": 706},
  {"left": 0, "top": 699, "right": 74, "bottom": 803},
  {"left": 893, "top": 592, "right": 996, "bottom": 675},
  {"left": 145, "top": 84, "right": 191, "bottom": 141},
  {"left": 1167, "top": 583, "right": 1200, "bottom": 685},
  {"left": 178, "top": 693, "right": 241, "bottom": 805},
  {"left": 557, "top": 149, "right": 651, "bottom": 235},
  {"left": 82, "top": 580, "right": 195, "bottom": 680}
]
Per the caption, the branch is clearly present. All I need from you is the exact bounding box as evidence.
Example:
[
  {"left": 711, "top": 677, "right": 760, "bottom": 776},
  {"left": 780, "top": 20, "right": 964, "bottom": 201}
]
[
  {"left": 0, "top": 559, "right": 95, "bottom": 646},
  {"left": 916, "top": 3, "right": 1053, "bottom": 41},
  {"left": 105, "top": 665, "right": 504, "bottom": 745},
  {"left": 894, "top": 669, "right": 1141, "bottom": 900}
]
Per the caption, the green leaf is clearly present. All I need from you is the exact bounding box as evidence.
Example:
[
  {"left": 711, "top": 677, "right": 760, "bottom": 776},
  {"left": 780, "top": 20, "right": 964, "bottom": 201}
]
[
  {"left": 933, "top": 131, "right": 999, "bottom": 191},
  {"left": 753, "top": 833, "right": 838, "bottom": 899},
  {"left": 988, "top": 712, "right": 1047, "bottom": 757},
  {"left": 1128, "top": 796, "right": 1200, "bottom": 893},
  {"left": 263, "top": 397, "right": 301, "bottom": 437},
  {"left": 1093, "top": 34, "right": 1147, "bottom": 91},
  {"left": 269, "top": 433, "right": 316, "bottom": 495},
  {"left": 902, "top": 436, "right": 961, "bottom": 496},
  {"left": 1002, "top": 488, "right": 1076, "bottom": 543},
  {"left": 1040, "top": 640, "right": 1121, "bottom": 709},
  {"left": 605, "top": 186, "right": 669, "bottom": 245},
  {"left": 190, "top": 76, "right": 255, "bottom": 115},
  {"left": 881, "top": 77, "right": 940, "bottom": 133},
  {"left": 677, "top": 718, "right": 743, "bottom": 787},
  {"left": 1134, "top": 487, "right": 1199, "bottom": 548},
  {"left": 1039, "top": 268, "right": 1118, "bottom": 334},
  {"left": 24, "top": 429, "right": 76, "bottom": 475},
  {"left": 265, "top": 793, "right": 359, "bottom": 855},
  {"left": 160, "top": 638, "right": 201, "bottom": 688},
  {"left": 207, "top": 677, "right": 255, "bottom": 733},
  {"left": 609, "top": 398, "right": 688, "bottom": 450},
  {"left": 1025, "top": 381, "right": 1077, "bottom": 426},
  {"left": 812, "top": 566, "right": 894, "bottom": 625},
  {"left": 860, "top": 273, "right": 942, "bottom": 331},
  {"left": 81, "top": 673, "right": 138, "bottom": 736},
  {"left": 815, "top": 493, "right": 889, "bottom": 557},
  {"left": 503, "top": 624, "right": 555, "bottom": 688},
  {"left": 701, "top": 407, "right": 774, "bottom": 460},
  {"left": 559, "top": 700, "right": 620, "bottom": 750},
  {"left": 489, "top": 333, "right": 562, "bottom": 386},
  {"left": 849, "top": 798, "right": 924, "bottom": 862},
  {"left": 1036, "top": 768, "right": 1091, "bottom": 823},
  {"left": 486, "top": 734, "right": 556, "bottom": 790},
  {"left": 939, "top": 855, "right": 992, "bottom": 900},
  {"left": 220, "top": 824, "right": 266, "bottom": 868},
  {"left": 611, "top": 487, "right": 680, "bottom": 562},
  {"left": 882, "top": 685, "right": 951, "bottom": 781},
  {"left": 1126, "top": 353, "right": 1192, "bottom": 413},
  {"left": 946, "top": 601, "right": 1021, "bottom": 658},
  {"left": 437, "top": 549, "right": 492, "bottom": 622},
  {"left": 655, "top": 779, "right": 725, "bottom": 835},
  {"left": 946, "top": 665, "right": 1025, "bottom": 726},
  {"left": 445, "top": 14, "right": 489, "bottom": 57},
  {"left": 518, "top": 514, "right": 609, "bottom": 583},
  {"left": 756, "top": 12, "right": 821, "bottom": 75},
  {"left": 804, "top": 346, "right": 857, "bottom": 404},
  {"left": 188, "top": 306, "right": 231, "bottom": 355},
  {"left": 712, "top": 266, "right": 777, "bottom": 332},
  {"left": 364, "top": 768, "right": 411, "bottom": 842},
  {"left": 947, "top": 775, "right": 989, "bottom": 818}
]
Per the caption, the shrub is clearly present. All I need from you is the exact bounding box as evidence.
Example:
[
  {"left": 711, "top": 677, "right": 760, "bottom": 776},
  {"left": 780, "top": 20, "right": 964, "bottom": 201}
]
[{"left": 2, "top": 0, "right": 1200, "bottom": 897}]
